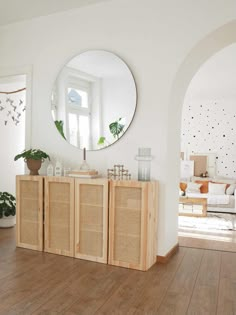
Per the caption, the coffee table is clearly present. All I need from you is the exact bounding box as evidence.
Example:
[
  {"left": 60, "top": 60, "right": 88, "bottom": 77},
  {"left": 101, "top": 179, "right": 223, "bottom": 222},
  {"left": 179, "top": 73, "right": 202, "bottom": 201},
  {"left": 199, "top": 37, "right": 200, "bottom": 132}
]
[{"left": 179, "top": 197, "right": 207, "bottom": 217}]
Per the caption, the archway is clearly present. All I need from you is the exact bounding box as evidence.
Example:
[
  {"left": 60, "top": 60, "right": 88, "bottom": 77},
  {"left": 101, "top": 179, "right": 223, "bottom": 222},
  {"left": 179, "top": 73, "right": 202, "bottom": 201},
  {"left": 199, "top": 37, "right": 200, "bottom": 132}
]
[{"left": 163, "top": 20, "right": 236, "bottom": 253}]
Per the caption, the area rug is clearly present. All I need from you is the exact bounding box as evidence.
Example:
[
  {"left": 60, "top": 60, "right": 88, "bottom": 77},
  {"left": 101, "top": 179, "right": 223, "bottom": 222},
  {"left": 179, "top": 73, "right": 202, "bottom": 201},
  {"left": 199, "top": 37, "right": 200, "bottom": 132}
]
[{"left": 178, "top": 213, "right": 236, "bottom": 231}]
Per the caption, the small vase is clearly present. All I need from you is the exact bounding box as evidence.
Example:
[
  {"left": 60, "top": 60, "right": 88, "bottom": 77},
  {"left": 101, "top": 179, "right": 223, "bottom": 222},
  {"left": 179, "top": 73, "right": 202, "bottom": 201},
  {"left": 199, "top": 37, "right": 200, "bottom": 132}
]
[
  {"left": 135, "top": 148, "right": 152, "bottom": 181},
  {"left": 26, "top": 159, "right": 42, "bottom": 175}
]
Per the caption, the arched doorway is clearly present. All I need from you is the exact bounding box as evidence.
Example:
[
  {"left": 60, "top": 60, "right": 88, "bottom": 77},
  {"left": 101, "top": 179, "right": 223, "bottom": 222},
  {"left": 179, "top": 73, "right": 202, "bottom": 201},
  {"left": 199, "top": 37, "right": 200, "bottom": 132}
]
[{"left": 165, "top": 20, "right": 236, "bottom": 252}]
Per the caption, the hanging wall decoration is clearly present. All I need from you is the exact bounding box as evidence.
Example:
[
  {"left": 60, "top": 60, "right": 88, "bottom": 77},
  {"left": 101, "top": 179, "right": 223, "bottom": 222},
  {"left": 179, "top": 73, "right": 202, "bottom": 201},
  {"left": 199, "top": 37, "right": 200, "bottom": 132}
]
[{"left": 0, "top": 87, "right": 26, "bottom": 126}]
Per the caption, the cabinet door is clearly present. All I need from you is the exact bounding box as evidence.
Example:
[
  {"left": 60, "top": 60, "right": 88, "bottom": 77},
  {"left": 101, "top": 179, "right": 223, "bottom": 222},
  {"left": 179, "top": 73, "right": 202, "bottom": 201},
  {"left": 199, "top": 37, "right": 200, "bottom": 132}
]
[
  {"left": 109, "top": 180, "right": 157, "bottom": 271},
  {"left": 44, "top": 177, "right": 74, "bottom": 257},
  {"left": 75, "top": 179, "right": 108, "bottom": 264},
  {"left": 16, "top": 175, "right": 43, "bottom": 251}
]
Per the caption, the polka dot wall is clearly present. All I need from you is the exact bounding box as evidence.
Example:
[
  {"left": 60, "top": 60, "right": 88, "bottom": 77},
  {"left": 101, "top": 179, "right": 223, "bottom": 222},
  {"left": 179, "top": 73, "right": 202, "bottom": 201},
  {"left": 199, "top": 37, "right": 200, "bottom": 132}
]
[{"left": 181, "top": 99, "right": 236, "bottom": 178}]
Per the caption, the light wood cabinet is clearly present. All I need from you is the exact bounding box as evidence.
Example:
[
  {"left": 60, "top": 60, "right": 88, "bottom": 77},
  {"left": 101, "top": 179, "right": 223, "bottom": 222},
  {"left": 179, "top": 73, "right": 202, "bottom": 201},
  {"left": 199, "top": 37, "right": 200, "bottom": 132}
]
[
  {"left": 16, "top": 176, "right": 158, "bottom": 271},
  {"left": 44, "top": 177, "right": 74, "bottom": 257},
  {"left": 108, "top": 180, "right": 158, "bottom": 271},
  {"left": 74, "top": 178, "right": 108, "bottom": 263},
  {"left": 16, "top": 175, "right": 43, "bottom": 251}
]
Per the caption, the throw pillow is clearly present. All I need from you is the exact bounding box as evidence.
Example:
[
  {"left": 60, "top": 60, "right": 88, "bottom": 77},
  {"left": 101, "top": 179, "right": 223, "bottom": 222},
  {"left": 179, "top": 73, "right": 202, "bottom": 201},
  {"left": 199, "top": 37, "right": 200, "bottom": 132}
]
[
  {"left": 226, "top": 184, "right": 236, "bottom": 195},
  {"left": 186, "top": 182, "right": 202, "bottom": 193},
  {"left": 179, "top": 182, "right": 187, "bottom": 192},
  {"left": 195, "top": 180, "right": 211, "bottom": 193},
  {"left": 208, "top": 182, "right": 226, "bottom": 195}
]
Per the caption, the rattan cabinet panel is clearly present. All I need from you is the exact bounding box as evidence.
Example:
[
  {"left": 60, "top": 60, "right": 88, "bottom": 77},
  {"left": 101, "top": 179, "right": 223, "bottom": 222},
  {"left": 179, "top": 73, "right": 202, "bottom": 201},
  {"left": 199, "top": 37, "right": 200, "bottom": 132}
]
[
  {"left": 16, "top": 175, "right": 43, "bottom": 251},
  {"left": 74, "top": 178, "right": 108, "bottom": 264},
  {"left": 44, "top": 177, "right": 74, "bottom": 257},
  {"left": 109, "top": 180, "right": 158, "bottom": 271}
]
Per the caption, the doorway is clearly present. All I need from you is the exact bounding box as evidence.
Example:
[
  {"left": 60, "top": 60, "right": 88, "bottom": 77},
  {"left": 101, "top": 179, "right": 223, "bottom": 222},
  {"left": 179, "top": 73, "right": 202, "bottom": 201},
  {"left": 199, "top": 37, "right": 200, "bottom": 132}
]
[
  {"left": 166, "top": 20, "right": 236, "bottom": 252},
  {"left": 178, "top": 44, "right": 236, "bottom": 250},
  {"left": 0, "top": 75, "right": 27, "bottom": 195},
  {"left": 0, "top": 66, "right": 31, "bottom": 195}
]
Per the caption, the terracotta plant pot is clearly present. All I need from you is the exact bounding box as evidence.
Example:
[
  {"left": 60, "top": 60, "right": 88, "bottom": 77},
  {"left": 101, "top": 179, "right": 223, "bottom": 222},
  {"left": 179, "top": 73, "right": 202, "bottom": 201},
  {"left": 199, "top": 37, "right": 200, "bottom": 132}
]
[{"left": 26, "top": 159, "right": 42, "bottom": 175}]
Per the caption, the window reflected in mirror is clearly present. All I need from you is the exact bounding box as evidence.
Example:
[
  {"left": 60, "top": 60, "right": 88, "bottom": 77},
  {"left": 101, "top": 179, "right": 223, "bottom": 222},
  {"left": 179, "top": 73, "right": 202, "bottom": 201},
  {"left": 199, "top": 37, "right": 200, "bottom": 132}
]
[{"left": 51, "top": 50, "right": 137, "bottom": 151}]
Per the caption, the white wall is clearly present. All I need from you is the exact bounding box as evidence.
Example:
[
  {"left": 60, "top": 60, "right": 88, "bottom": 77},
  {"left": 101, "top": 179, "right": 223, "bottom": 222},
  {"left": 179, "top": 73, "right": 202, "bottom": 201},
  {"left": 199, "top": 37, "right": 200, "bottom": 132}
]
[
  {"left": 0, "top": 76, "right": 26, "bottom": 195},
  {"left": 0, "top": 0, "right": 235, "bottom": 255}
]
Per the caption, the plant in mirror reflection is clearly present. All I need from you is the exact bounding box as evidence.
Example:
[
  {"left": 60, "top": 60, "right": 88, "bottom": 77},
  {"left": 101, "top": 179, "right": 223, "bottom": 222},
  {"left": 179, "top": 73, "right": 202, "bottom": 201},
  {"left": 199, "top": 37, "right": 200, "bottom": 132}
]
[
  {"left": 54, "top": 120, "right": 66, "bottom": 140},
  {"left": 97, "top": 117, "right": 125, "bottom": 146},
  {"left": 109, "top": 117, "right": 125, "bottom": 139}
]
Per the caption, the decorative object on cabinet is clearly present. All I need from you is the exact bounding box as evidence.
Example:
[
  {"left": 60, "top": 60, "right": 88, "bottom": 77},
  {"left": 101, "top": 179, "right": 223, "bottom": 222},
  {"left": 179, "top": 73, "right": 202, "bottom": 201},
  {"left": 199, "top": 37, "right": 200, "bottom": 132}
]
[
  {"left": 68, "top": 169, "right": 99, "bottom": 178},
  {"left": 107, "top": 164, "right": 131, "bottom": 180},
  {"left": 14, "top": 148, "right": 50, "bottom": 175},
  {"left": 44, "top": 177, "right": 75, "bottom": 257},
  {"left": 51, "top": 50, "right": 137, "bottom": 151},
  {"left": 63, "top": 167, "right": 71, "bottom": 177},
  {"left": 74, "top": 178, "right": 108, "bottom": 263},
  {"left": 79, "top": 147, "right": 90, "bottom": 171},
  {"left": 16, "top": 175, "right": 43, "bottom": 250},
  {"left": 109, "top": 180, "right": 158, "bottom": 271},
  {"left": 47, "top": 163, "right": 54, "bottom": 176},
  {"left": 0, "top": 191, "right": 16, "bottom": 228},
  {"left": 54, "top": 160, "right": 62, "bottom": 176},
  {"left": 135, "top": 148, "right": 152, "bottom": 181}
]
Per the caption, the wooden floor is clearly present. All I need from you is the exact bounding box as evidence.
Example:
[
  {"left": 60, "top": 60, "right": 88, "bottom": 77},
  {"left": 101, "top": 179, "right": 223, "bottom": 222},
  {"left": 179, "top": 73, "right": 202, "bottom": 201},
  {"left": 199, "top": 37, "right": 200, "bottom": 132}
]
[
  {"left": 1, "top": 228, "right": 236, "bottom": 315},
  {"left": 179, "top": 219, "right": 236, "bottom": 252}
]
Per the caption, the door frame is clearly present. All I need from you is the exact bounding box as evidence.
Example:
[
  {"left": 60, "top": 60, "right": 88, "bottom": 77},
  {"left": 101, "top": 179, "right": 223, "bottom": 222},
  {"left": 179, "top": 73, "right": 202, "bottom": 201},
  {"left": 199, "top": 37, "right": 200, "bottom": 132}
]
[{"left": 0, "top": 65, "right": 32, "bottom": 149}]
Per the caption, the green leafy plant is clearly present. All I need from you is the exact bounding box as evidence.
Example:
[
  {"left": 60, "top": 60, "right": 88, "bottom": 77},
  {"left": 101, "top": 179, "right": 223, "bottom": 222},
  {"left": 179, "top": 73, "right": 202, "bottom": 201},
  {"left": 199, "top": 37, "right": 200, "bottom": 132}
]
[
  {"left": 109, "top": 117, "right": 125, "bottom": 139},
  {"left": 98, "top": 118, "right": 125, "bottom": 146},
  {"left": 14, "top": 149, "right": 50, "bottom": 161},
  {"left": 0, "top": 192, "right": 16, "bottom": 218},
  {"left": 97, "top": 136, "right": 106, "bottom": 146},
  {"left": 55, "top": 120, "right": 66, "bottom": 140}
]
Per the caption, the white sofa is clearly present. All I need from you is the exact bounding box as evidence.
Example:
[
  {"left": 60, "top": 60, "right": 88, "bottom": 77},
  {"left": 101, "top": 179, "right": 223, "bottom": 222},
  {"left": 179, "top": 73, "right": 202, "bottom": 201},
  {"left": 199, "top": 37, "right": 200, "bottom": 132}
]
[{"left": 181, "top": 177, "right": 236, "bottom": 214}]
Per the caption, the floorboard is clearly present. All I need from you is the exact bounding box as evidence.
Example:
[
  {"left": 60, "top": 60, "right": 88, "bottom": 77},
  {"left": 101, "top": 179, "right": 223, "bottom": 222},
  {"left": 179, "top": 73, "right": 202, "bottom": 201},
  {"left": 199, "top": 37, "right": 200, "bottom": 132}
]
[
  {"left": 178, "top": 217, "right": 236, "bottom": 252},
  {"left": 156, "top": 248, "right": 204, "bottom": 315},
  {"left": 1, "top": 227, "right": 236, "bottom": 314},
  {"left": 186, "top": 249, "right": 221, "bottom": 314},
  {"left": 217, "top": 252, "right": 236, "bottom": 315}
]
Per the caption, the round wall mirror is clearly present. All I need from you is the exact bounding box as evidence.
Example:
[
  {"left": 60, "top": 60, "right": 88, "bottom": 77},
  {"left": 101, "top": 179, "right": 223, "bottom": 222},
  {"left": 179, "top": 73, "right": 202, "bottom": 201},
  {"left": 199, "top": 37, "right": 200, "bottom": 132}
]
[{"left": 51, "top": 50, "right": 137, "bottom": 150}]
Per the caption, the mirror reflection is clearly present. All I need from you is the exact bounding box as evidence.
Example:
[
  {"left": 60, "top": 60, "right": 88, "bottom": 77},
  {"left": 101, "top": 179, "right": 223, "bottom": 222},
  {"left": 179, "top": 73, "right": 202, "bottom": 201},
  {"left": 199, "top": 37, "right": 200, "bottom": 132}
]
[{"left": 52, "top": 50, "right": 137, "bottom": 150}]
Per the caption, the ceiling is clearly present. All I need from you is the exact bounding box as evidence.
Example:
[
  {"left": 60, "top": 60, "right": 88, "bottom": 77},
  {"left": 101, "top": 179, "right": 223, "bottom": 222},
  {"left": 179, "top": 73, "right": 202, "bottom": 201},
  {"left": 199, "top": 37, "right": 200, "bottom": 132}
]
[
  {"left": 68, "top": 50, "right": 129, "bottom": 77},
  {"left": 0, "top": 0, "right": 110, "bottom": 26}
]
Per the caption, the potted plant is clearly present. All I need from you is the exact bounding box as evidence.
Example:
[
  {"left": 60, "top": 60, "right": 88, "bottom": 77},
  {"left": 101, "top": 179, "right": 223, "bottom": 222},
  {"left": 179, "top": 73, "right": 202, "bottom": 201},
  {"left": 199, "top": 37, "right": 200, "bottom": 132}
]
[
  {"left": 0, "top": 192, "right": 16, "bottom": 228},
  {"left": 14, "top": 148, "right": 50, "bottom": 175}
]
